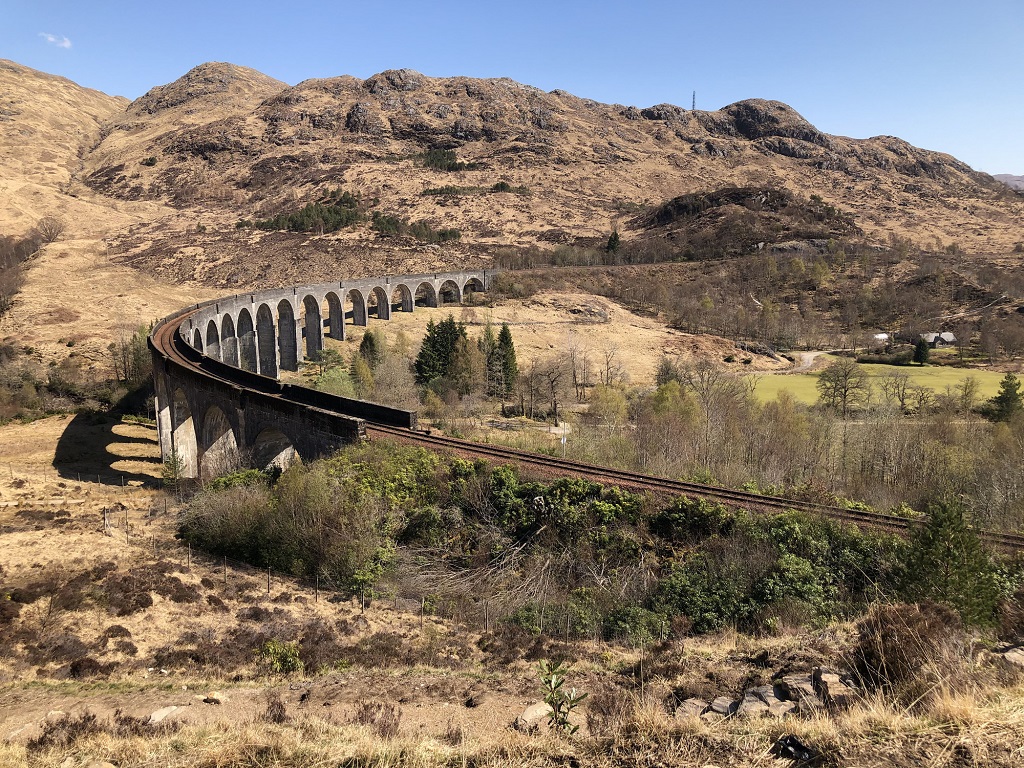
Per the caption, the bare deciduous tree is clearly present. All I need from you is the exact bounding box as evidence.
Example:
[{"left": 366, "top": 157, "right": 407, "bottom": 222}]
[{"left": 35, "top": 216, "right": 66, "bottom": 244}]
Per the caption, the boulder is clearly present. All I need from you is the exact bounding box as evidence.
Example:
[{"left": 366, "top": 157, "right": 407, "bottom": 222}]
[
  {"left": 709, "top": 696, "right": 736, "bottom": 716},
  {"left": 812, "top": 668, "right": 858, "bottom": 710},
  {"left": 149, "top": 705, "right": 179, "bottom": 724},
  {"left": 674, "top": 698, "right": 707, "bottom": 719},
  {"left": 514, "top": 702, "right": 552, "bottom": 729},
  {"left": 735, "top": 693, "right": 769, "bottom": 718}
]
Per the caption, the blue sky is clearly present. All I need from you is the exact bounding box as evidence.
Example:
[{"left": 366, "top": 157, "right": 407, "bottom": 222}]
[{"left": 3, "top": 1, "right": 1022, "bottom": 174}]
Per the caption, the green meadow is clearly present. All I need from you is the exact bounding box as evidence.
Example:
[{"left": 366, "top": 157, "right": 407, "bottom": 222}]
[{"left": 752, "top": 357, "right": 1007, "bottom": 405}]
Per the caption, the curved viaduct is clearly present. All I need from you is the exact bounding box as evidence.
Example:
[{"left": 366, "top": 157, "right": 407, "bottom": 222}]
[{"left": 151, "top": 270, "right": 492, "bottom": 480}]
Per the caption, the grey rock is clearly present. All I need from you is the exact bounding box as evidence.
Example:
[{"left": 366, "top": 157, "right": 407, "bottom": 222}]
[
  {"left": 735, "top": 693, "right": 769, "bottom": 718},
  {"left": 709, "top": 696, "right": 736, "bottom": 716},
  {"left": 149, "top": 705, "right": 179, "bottom": 724},
  {"left": 674, "top": 698, "right": 707, "bottom": 719}
]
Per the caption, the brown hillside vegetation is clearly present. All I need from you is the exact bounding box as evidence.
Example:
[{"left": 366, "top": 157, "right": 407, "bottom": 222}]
[{"left": 73, "top": 62, "right": 1024, "bottom": 267}]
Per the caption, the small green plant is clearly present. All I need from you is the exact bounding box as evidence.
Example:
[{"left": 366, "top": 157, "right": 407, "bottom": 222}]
[
  {"left": 256, "top": 639, "right": 304, "bottom": 674},
  {"left": 538, "top": 659, "right": 587, "bottom": 734},
  {"left": 140, "top": 156, "right": 157, "bottom": 166}
]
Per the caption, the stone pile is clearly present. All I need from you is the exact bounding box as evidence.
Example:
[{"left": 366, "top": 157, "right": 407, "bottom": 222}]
[{"left": 674, "top": 666, "right": 860, "bottom": 721}]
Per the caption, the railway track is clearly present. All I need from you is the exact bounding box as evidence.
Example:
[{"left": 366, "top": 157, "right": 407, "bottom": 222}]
[{"left": 152, "top": 308, "right": 1024, "bottom": 553}]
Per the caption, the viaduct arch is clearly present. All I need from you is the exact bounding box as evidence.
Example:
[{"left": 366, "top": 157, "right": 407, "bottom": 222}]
[{"left": 151, "top": 269, "right": 493, "bottom": 481}]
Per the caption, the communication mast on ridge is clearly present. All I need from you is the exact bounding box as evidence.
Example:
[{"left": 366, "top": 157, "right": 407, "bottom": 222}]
[{"left": 692, "top": 91, "right": 696, "bottom": 111}]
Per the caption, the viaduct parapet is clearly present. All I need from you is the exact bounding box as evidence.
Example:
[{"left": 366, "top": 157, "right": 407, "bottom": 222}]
[{"left": 150, "top": 269, "right": 493, "bottom": 480}]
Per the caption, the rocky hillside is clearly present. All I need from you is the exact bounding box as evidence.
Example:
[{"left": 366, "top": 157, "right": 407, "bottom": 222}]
[
  {"left": 80, "top": 64, "right": 1024, "bottom": 255},
  {"left": 2, "top": 60, "right": 1023, "bottom": 292}
]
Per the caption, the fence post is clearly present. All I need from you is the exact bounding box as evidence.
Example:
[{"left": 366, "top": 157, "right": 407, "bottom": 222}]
[
  {"left": 267, "top": 567, "right": 271, "bottom": 594},
  {"left": 484, "top": 600, "right": 489, "bottom": 633},
  {"left": 315, "top": 575, "right": 319, "bottom": 603},
  {"left": 187, "top": 543, "right": 191, "bottom": 568},
  {"left": 360, "top": 587, "right": 365, "bottom": 614},
  {"left": 125, "top": 509, "right": 129, "bottom": 545},
  {"left": 420, "top": 596, "right": 424, "bottom": 630},
  {"left": 223, "top": 556, "right": 227, "bottom": 586},
  {"left": 565, "top": 611, "right": 570, "bottom": 645}
]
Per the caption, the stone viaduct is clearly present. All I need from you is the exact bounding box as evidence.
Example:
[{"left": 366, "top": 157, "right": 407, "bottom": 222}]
[{"left": 150, "top": 270, "right": 493, "bottom": 480}]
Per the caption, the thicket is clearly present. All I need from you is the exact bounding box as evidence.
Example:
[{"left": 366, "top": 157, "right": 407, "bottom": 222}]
[
  {"left": 371, "top": 212, "right": 460, "bottom": 242},
  {"left": 250, "top": 189, "right": 360, "bottom": 233},
  {"left": 420, "top": 149, "right": 480, "bottom": 172},
  {"left": 180, "top": 442, "right": 1017, "bottom": 642}
]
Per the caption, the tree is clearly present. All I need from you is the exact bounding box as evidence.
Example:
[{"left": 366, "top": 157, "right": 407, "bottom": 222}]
[
  {"left": 989, "top": 372, "right": 1023, "bottom": 422},
  {"left": 903, "top": 498, "right": 999, "bottom": 626},
  {"left": 816, "top": 358, "right": 872, "bottom": 418},
  {"left": 497, "top": 322, "right": 518, "bottom": 398},
  {"left": 606, "top": 230, "right": 620, "bottom": 254},
  {"left": 35, "top": 216, "right": 66, "bottom": 244},
  {"left": 358, "top": 329, "right": 385, "bottom": 369},
  {"left": 414, "top": 315, "right": 467, "bottom": 384},
  {"left": 913, "top": 338, "right": 931, "bottom": 366}
]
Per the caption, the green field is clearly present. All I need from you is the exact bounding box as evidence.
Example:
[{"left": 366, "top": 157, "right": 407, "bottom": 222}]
[{"left": 752, "top": 358, "right": 1007, "bottom": 405}]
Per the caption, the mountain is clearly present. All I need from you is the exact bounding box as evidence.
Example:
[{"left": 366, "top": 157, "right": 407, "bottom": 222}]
[
  {"left": 2, "top": 60, "right": 1022, "bottom": 291},
  {"left": 0, "top": 59, "right": 127, "bottom": 234},
  {"left": 995, "top": 174, "right": 1024, "bottom": 191}
]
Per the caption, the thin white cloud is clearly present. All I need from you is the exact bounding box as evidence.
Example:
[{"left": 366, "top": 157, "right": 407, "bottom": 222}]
[{"left": 39, "top": 33, "right": 72, "bottom": 49}]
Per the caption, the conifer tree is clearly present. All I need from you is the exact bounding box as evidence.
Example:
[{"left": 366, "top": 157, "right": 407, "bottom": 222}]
[
  {"left": 913, "top": 338, "right": 931, "bottom": 366},
  {"left": 990, "top": 372, "right": 1023, "bottom": 422},
  {"left": 903, "top": 498, "right": 999, "bottom": 626},
  {"left": 414, "top": 315, "right": 467, "bottom": 384},
  {"left": 497, "top": 323, "right": 518, "bottom": 398}
]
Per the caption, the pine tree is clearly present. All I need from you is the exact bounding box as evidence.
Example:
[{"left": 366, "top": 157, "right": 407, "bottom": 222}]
[
  {"left": 414, "top": 315, "right": 467, "bottom": 384},
  {"left": 913, "top": 338, "right": 931, "bottom": 366},
  {"left": 479, "top": 322, "right": 502, "bottom": 397},
  {"left": 903, "top": 498, "right": 999, "bottom": 627},
  {"left": 497, "top": 323, "right": 518, "bottom": 398},
  {"left": 990, "top": 372, "right": 1023, "bottom": 422},
  {"left": 606, "top": 230, "right": 620, "bottom": 253}
]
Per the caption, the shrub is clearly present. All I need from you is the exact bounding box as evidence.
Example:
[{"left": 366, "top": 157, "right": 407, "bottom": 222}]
[
  {"left": 538, "top": 659, "right": 587, "bottom": 734},
  {"left": 421, "top": 149, "right": 479, "bottom": 172},
  {"left": 256, "top": 639, "right": 304, "bottom": 675},
  {"left": 848, "top": 601, "right": 969, "bottom": 706},
  {"left": 352, "top": 700, "right": 402, "bottom": 738},
  {"left": 651, "top": 496, "right": 735, "bottom": 541}
]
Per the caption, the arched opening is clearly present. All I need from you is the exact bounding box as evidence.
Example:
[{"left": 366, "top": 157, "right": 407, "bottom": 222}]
[
  {"left": 438, "top": 280, "right": 461, "bottom": 306},
  {"left": 251, "top": 428, "right": 299, "bottom": 472},
  {"left": 237, "top": 308, "right": 257, "bottom": 372},
  {"left": 278, "top": 300, "right": 298, "bottom": 372},
  {"left": 414, "top": 282, "right": 438, "bottom": 308},
  {"left": 392, "top": 284, "right": 414, "bottom": 313},
  {"left": 220, "top": 315, "right": 239, "bottom": 367},
  {"left": 346, "top": 288, "right": 367, "bottom": 327},
  {"left": 463, "top": 277, "right": 485, "bottom": 302},
  {"left": 192, "top": 328, "right": 203, "bottom": 352},
  {"left": 324, "top": 291, "right": 344, "bottom": 340},
  {"left": 301, "top": 295, "right": 323, "bottom": 361},
  {"left": 206, "top": 320, "right": 221, "bottom": 361},
  {"left": 368, "top": 286, "right": 391, "bottom": 320},
  {"left": 256, "top": 303, "right": 277, "bottom": 377},
  {"left": 171, "top": 389, "right": 198, "bottom": 478},
  {"left": 200, "top": 405, "right": 238, "bottom": 480}
]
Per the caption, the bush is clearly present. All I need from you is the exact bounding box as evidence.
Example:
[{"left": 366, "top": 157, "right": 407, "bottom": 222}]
[
  {"left": 256, "top": 639, "right": 304, "bottom": 675},
  {"left": 848, "top": 601, "right": 969, "bottom": 706},
  {"left": 352, "top": 700, "right": 402, "bottom": 738},
  {"left": 421, "top": 149, "right": 479, "bottom": 172}
]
